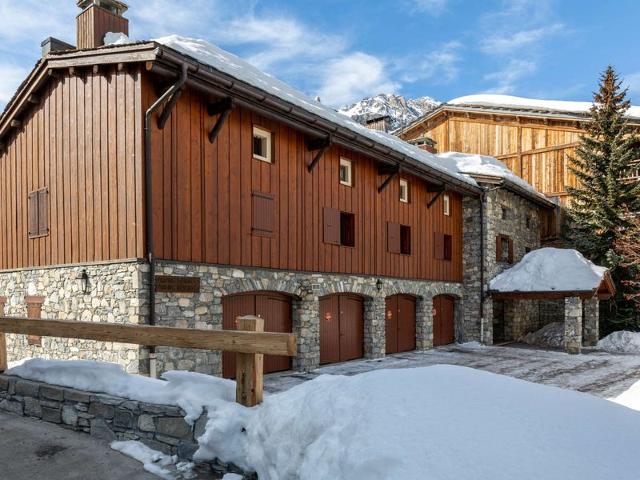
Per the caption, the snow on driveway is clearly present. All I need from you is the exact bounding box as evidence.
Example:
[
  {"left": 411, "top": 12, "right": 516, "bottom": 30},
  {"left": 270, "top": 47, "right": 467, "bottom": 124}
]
[{"left": 265, "top": 343, "right": 640, "bottom": 400}]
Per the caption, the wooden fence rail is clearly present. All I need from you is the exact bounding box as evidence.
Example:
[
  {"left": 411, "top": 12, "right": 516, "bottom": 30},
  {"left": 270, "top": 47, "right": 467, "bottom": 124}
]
[{"left": 0, "top": 315, "right": 295, "bottom": 406}]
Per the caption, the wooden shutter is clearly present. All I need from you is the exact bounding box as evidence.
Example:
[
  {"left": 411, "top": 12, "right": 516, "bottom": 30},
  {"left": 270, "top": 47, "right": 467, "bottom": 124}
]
[
  {"left": 508, "top": 238, "right": 514, "bottom": 263},
  {"left": 387, "top": 222, "right": 401, "bottom": 254},
  {"left": 28, "top": 192, "right": 38, "bottom": 238},
  {"left": 323, "top": 208, "right": 341, "bottom": 245},
  {"left": 496, "top": 235, "right": 502, "bottom": 261},
  {"left": 251, "top": 191, "right": 275, "bottom": 235},
  {"left": 434, "top": 232, "right": 445, "bottom": 260},
  {"left": 37, "top": 188, "right": 49, "bottom": 236}
]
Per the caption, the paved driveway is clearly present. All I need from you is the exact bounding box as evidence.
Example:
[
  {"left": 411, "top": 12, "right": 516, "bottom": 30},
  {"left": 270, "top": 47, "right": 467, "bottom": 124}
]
[{"left": 265, "top": 343, "right": 640, "bottom": 400}]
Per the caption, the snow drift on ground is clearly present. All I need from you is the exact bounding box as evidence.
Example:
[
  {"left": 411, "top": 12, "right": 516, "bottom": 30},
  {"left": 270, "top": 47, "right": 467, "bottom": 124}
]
[
  {"left": 597, "top": 331, "right": 640, "bottom": 354},
  {"left": 490, "top": 248, "right": 608, "bottom": 293},
  {"left": 448, "top": 94, "right": 640, "bottom": 118},
  {"left": 111, "top": 441, "right": 178, "bottom": 479},
  {"left": 520, "top": 322, "right": 565, "bottom": 348},
  {"left": 7, "top": 359, "right": 235, "bottom": 423},
  {"left": 196, "top": 365, "right": 640, "bottom": 480}
]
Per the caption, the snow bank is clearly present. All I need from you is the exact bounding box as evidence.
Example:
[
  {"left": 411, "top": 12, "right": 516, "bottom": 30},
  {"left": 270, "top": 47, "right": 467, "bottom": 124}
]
[
  {"left": 597, "top": 331, "right": 640, "bottom": 354},
  {"left": 111, "top": 441, "right": 177, "bottom": 480},
  {"left": 449, "top": 94, "right": 640, "bottom": 118},
  {"left": 196, "top": 365, "right": 640, "bottom": 480},
  {"left": 521, "top": 322, "right": 565, "bottom": 348},
  {"left": 612, "top": 379, "right": 640, "bottom": 412},
  {"left": 7, "top": 359, "right": 235, "bottom": 423},
  {"left": 490, "top": 248, "right": 608, "bottom": 293}
]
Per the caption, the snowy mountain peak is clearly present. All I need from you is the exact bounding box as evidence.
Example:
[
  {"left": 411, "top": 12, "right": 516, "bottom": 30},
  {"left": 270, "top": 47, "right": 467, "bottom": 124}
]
[{"left": 339, "top": 93, "right": 440, "bottom": 131}]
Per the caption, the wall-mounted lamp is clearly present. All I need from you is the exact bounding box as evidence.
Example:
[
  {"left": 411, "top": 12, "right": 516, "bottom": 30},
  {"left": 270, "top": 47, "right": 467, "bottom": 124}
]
[
  {"left": 76, "top": 269, "right": 90, "bottom": 294},
  {"left": 376, "top": 278, "right": 384, "bottom": 291}
]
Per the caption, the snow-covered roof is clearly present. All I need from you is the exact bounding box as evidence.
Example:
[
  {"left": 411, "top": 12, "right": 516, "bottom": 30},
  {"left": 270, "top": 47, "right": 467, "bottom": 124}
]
[
  {"left": 489, "top": 248, "right": 611, "bottom": 296},
  {"left": 436, "top": 151, "right": 552, "bottom": 205},
  {"left": 448, "top": 94, "right": 640, "bottom": 119},
  {"left": 152, "top": 35, "right": 477, "bottom": 189}
]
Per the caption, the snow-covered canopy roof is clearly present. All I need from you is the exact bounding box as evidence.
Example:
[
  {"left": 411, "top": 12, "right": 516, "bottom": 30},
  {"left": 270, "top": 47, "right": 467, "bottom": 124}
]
[
  {"left": 489, "top": 248, "right": 614, "bottom": 299},
  {"left": 436, "top": 151, "right": 553, "bottom": 206},
  {"left": 449, "top": 94, "right": 640, "bottom": 119}
]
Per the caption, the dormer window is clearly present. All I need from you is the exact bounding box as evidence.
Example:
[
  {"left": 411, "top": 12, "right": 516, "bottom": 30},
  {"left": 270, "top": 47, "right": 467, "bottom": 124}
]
[
  {"left": 443, "top": 194, "right": 450, "bottom": 216},
  {"left": 253, "top": 126, "right": 272, "bottom": 163},
  {"left": 399, "top": 178, "right": 409, "bottom": 203},
  {"left": 339, "top": 158, "right": 353, "bottom": 186}
]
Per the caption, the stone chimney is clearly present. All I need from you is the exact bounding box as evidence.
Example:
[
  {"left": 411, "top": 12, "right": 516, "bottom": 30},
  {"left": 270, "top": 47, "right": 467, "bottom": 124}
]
[{"left": 76, "top": 0, "right": 129, "bottom": 50}]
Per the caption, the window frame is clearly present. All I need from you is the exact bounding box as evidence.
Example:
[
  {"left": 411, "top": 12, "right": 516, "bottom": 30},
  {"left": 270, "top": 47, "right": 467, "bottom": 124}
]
[
  {"left": 340, "top": 211, "right": 356, "bottom": 247},
  {"left": 443, "top": 194, "right": 450, "bottom": 216},
  {"left": 252, "top": 125, "right": 273, "bottom": 163},
  {"left": 399, "top": 178, "right": 410, "bottom": 203},
  {"left": 339, "top": 157, "right": 353, "bottom": 187},
  {"left": 399, "top": 224, "right": 411, "bottom": 255}
]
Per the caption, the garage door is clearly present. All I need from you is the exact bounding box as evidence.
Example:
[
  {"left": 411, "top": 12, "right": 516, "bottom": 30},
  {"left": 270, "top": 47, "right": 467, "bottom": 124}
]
[
  {"left": 222, "top": 291, "right": 292, "bottom": 379},
  {"left": 320, "top": 294, "right": 364, "bottom": 365},
  {"left": 433, "top": 295, "right": 455, "bottom": 346},
  {"left": 385, "top": 294, "right": 416, "bottom": 354}
]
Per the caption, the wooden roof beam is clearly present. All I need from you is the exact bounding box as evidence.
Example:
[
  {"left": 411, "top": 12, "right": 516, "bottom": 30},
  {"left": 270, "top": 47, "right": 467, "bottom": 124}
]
[
  {"left": 427, "top": 185, "right": 446, "bottom": 209},
  {"left": 377, "top": 165, "right": 400, "bottom": 193},
  {"left": 207, "top": 98, "right": 234, "bottom": 144},
  {"left": 306, "top": 135, "right": 331, "bottom": 172}
]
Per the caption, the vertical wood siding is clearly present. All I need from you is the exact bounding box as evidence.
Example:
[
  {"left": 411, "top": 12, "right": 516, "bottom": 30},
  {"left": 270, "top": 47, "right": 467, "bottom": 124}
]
[
  {"left": 144, "top": 80, "right": 464, "bottom": 282},
  {"left": 0, "top": 67, "right": 143, "bottom": 270}
]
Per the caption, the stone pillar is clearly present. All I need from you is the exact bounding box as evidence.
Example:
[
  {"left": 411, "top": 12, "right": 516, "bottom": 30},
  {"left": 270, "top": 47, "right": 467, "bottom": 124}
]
[
  {"left": 564, "top": 297, "right": 583, "bottom": 354},
  {"left": 25, "top": 296, "right": 45, "bottom": 347},
  {"left": 292, "top": 295, "right": 320, "bottom": 371},
  {"left": 583, "top": 298, "right": 599, "bottom": 346},
  {"left": 364, "top": 296, "right": 386, "bottom": 359},
  {"left": 416, "top": 296, "right": 433, "bottom": 350}
]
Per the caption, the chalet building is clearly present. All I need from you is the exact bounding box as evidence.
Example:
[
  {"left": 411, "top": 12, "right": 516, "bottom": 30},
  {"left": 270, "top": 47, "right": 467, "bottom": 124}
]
[
  {"left": 0, "top": 1, "right": 587, "bottom": 376},
  {"left": 398, "top": 95, "right": 640, "bottom": 207}
]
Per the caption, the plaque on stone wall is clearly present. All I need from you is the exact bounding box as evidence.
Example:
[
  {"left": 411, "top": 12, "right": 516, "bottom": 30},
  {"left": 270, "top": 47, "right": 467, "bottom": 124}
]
[{"left": 155, "top": 275, "right": 201, "bottom": 293}]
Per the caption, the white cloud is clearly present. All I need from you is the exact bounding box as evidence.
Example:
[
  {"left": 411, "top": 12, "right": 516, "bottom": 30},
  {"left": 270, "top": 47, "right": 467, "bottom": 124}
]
[
  {"left": 399, "top": 41, "right": 462, "bottom": 83},
  {"left": 409, "top": 0, "right": 449, "bottom": 15},
  {"left": 483, "top": 59, "right": 537, "bottom": 94},
  {"left": 481, "top": 24, "right": 564, "bottom": 55},
  {"left": 0, "top": 65, "right": 30, "bottom": 109},
  {"left": 625, "top": 72, "right": 640, "bottom": 94},
  {"left": 317, "top": 53, "right": 399, "bottom": 107}
]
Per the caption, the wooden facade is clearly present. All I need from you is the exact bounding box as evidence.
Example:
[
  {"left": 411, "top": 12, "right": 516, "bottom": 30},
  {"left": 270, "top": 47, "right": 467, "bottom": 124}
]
[{"left": 0, "top": 49, "right": 466, "bottom": 283}]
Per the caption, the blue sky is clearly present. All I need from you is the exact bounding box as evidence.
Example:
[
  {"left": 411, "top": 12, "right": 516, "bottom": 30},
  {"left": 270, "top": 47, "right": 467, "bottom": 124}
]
[{"left": 1, "top": 0, "right": 639, "bottom": 110}]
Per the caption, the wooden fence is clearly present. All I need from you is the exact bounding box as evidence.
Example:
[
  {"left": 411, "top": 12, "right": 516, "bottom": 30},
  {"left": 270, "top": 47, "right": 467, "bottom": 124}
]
[{"left": 0, "top": 315, "right": 296, "bottom": 407}]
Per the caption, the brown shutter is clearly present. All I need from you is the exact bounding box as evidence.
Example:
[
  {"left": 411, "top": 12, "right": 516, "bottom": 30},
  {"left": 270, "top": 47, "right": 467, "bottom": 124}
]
[
  {"left": 28, "top": 192, "right": 38, "bottom": 238},
  {"left": 434, "top": 232, "right": 445, "bottom": 260},
  {"left": 38, "top": 188, "right": 49, "bottom": 236},
  {"left": 251, "top": 191, "right": 275, "bottom": 235},
  {"left": 496, "top": 236, "right": 502, "bottom": 261},
  {"left": 508, "top": 238, "right": 514, "bottom": 263},
  {"left": 387, "top": 222, "right": 401, "bottom": 253},
  {"left": 324, "top": 207, "right": 341, "bottom": 245}
]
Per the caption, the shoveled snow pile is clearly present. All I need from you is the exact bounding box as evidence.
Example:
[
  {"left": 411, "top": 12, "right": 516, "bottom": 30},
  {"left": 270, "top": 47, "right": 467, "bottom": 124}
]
[
  {"left": 490, "top": 248, "right": 608, "bottom": 293},
  {"left": 521, "top": 322, "right": 564, "bottom": 348},
  {"left": 597, "top": 331, "right": 640, "bottom": 354},
  {"left": 111, "top": 441, "right": 178, "bottom": 480},
  {"left": 448, "top": 94, "right": 640, "bottom": 118},
  {"left": 196, "top": 365, "right": 640, "bottom": 480},
  {"left": 7, "top": 359, "right": 235, "bottom": 423}
]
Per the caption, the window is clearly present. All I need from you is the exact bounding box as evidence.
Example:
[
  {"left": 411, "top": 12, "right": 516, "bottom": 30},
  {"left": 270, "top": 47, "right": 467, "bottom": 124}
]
[
  {"left": 339, "top": 158, "right": 353, "bottom": 186},
  {"left": 253, "top": 126, "right": 272, "bottom": 163},
  {"left": 525, "top": 246, "right": 532, "bottom": 254},
  {"left": 443, "top": 194, "right": 450, "bottom": 216},
  {"left": 496, "top": 235, "right": 514, "bottom": 263},
  {"left": 501, "top": 206, "right": 509, "bottom": 220},
  {"left": 251, "top": 191, "right": 275, "bottom": 236},
  {"left": 399, "top": 178, "right": 409, "bottom": 203},
  {"left": 434, "top": 232, "right": 452, "bottom": 261},
  {"left": 525, "top": 214, "right": 531, "bottom": 230},
  {"left": 28, "top": 187, "right": 49, "bottom": 239},
  {"left": 400, "top": 225, "right": 411, "bottom": 255},
  {"left": 324, "top": 208, "right": 355, "bottom": 247}
]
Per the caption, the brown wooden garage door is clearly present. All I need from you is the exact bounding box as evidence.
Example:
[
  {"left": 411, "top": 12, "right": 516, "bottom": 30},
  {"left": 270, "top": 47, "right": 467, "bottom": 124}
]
[
  {"left": 385, "top": 294, "right": 417, "bottom": 354},
  {"left": 222, "top": 291, "right": 292, "bottom": 379},
  {"left": 433, "top": 295, "right": 455, "bottom": 346},
  {"left": 320, "top": 294, "right": 364, "bottom": 364}
]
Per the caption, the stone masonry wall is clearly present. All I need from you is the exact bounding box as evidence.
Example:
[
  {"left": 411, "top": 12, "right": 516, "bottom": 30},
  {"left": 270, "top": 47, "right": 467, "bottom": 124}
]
[
  {"left": 0, "top": 262, "right": 149, "bottom": 373},
  {"left": 153, "top": 261, "right": 466, "bottom": 376}
]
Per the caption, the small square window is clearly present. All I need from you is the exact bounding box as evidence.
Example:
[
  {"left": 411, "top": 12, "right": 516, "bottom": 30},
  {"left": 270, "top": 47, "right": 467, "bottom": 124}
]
[
  {"left": 400, "top": 225, "right": 411, "bottom": 255},
  {"left": 339, "top": 158, "right": 353, "bottom": 186},
  {"left": 253, "top": 126, "right": 272, "bottom": 163},
  {"left": 340, "top": 212, "right": 355, "bottom": 247},
  {"left": 443, "top": 194, "right": 450, "bottom": 216},
  {"left": 399, "top": 179, "right": 409, "bottom": 203}
]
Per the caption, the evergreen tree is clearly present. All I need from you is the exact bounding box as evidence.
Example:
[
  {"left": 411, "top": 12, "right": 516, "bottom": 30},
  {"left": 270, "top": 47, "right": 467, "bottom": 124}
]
[{"left": 566, "top": 66, "right": 640, "bottom": 329}]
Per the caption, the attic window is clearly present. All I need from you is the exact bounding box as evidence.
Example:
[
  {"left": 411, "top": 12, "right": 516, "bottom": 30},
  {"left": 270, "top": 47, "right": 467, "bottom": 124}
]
[
  {"left": 399, "top": 179, "right": 409, "bottom": 203},
  {"left": 253, "top": 126, "right": 272, "bottom": 163},
  {"left": 339, "top": 158, "right": 353, "bottom": 186},
  {"left": 443, "top": 194, "right": 450, "bottom": 216}
]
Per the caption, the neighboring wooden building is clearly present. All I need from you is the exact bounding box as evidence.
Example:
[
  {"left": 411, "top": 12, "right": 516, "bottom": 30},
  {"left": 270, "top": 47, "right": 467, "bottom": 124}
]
[{"left": 398, "top": 95, "right": 640, "bottom": 207}]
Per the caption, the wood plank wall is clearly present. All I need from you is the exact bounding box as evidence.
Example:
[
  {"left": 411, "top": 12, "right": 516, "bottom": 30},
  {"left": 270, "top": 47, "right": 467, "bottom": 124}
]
[
  {"left": 0, "top": 67, "right": 143, "bottom": 270},
  {"left": 144, "top": 79, "right": 464, "bottom": 282}
]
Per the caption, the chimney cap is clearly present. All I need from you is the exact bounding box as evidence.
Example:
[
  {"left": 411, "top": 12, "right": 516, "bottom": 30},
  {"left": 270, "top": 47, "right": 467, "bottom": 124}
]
[{"left": 77, "top": 0, "right": 128, "bottom": 15}]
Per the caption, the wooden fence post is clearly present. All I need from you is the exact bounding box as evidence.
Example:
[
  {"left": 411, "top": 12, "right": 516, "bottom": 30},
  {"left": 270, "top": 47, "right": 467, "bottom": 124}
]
[
  {"left": 0, "top": 297, "right": 6, "bottom": 372},
  {"left": 235, "top": 315, "right": 264, "bottom": 407}
]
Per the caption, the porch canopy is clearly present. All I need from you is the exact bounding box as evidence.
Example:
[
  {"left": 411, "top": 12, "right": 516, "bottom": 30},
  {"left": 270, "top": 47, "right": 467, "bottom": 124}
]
[{"left": 489, "top": 248, "right": 615, "bottom": 301}]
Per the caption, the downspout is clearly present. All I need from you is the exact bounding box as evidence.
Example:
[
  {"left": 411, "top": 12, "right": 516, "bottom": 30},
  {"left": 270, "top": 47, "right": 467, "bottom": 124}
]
[
  {"left": 479, "top": 189, "right": 486, "bottom": 343},
  {"left": 144, "top": 62, "right": 189, "bottom": 377}
]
